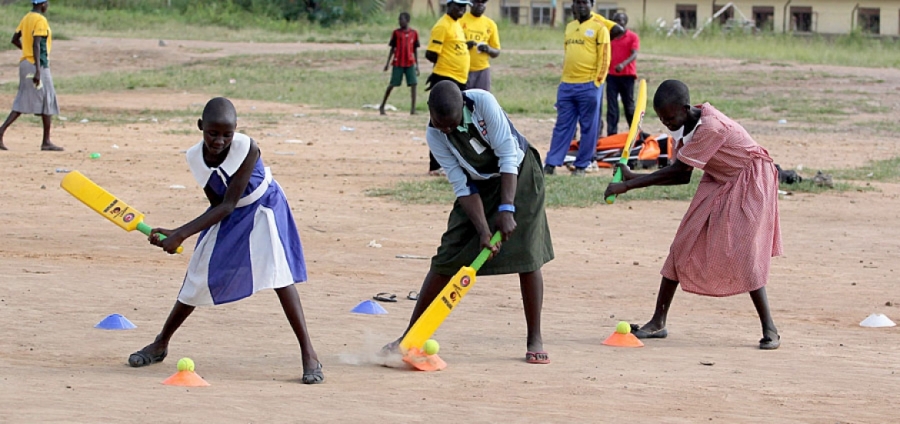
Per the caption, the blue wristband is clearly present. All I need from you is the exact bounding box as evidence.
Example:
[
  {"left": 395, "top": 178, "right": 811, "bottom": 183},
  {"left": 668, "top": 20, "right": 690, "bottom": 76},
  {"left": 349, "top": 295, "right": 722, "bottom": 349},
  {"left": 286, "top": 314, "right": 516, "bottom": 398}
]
[{"left": 498, "top": 204, "right": 516, "bottom": 213}]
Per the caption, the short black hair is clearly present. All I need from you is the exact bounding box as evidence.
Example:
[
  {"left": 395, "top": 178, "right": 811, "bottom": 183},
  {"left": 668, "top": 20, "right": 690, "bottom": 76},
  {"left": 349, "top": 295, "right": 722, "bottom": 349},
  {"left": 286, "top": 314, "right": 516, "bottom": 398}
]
[
  {"left": 428, "top": 80, "right": 463, "bottom": 116},
  {"left": 653, "top": 80, "right": 691, "bottom": 110},
  {"left": 399, "top": 12, "right": 410, "bottom": 20},
  {"left": 201, "top": 97, "right": 237, "bottom": 125}
]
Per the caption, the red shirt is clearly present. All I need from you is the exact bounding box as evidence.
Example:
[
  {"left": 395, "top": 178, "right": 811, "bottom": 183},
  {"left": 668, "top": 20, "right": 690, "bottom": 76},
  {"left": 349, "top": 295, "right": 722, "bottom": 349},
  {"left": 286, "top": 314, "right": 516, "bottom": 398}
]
[
  {"left": 390, "top": 28, "right": 419, "bottom": 68},
  {"left": 609, "top": 29, "right": 639, "bottom": 77}
]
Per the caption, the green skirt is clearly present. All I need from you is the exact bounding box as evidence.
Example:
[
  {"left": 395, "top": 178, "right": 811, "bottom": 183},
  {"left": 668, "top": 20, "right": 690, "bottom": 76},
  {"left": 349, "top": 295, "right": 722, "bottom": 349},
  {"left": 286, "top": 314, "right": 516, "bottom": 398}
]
[{"left": 431, "top": 146, "right": 554, "bottom": 276}]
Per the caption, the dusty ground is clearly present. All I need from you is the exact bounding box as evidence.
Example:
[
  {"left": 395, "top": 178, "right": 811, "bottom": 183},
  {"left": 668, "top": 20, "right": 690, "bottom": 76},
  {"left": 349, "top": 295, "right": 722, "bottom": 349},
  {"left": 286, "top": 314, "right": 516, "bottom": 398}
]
[{"left": 1, "top": 38, "right": 899, "bottom": 423}]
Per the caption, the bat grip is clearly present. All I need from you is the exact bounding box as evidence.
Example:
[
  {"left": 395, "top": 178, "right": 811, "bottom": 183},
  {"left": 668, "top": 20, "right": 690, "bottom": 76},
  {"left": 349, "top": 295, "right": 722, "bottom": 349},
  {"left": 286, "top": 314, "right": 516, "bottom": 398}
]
[
  {"left": 605, "top": 167, "right": 624, "bottom": 204},
  {"left": 470, "top": 231, "right": 502, "bottom": 272},
  {"left": 137, "top": 222, "right": 184, "bottom": 254}
]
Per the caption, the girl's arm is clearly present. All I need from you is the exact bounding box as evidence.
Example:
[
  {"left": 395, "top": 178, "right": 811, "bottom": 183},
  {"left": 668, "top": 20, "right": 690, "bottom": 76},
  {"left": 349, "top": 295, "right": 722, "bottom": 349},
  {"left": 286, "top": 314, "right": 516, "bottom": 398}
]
[
  {"left": 604, "top": 160, "right": 693, "bottom": 198},
  {"left": 150, "top": 139, "right": 260, "bottom": 253}
]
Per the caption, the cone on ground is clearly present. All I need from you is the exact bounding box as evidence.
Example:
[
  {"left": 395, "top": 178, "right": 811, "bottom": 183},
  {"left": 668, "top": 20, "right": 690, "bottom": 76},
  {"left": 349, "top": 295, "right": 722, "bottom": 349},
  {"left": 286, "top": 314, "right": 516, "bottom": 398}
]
[
  {"left": 162, "top": 370, "right": 210, "bottom": 387},
  {"left": 602, "top": 331, "right": 644, "bottom": 348},
  {"left": 860, "top": 313, "right": 896, "bottom": 328},
  {"left": 94, "top": 313, "right": 137, "bottom": 330},
  {"left": 351, "top": 300, "right": 388, "bottom": 315},
  {"left": 402, "top": 347, "right": 447, "bottom": 371}
]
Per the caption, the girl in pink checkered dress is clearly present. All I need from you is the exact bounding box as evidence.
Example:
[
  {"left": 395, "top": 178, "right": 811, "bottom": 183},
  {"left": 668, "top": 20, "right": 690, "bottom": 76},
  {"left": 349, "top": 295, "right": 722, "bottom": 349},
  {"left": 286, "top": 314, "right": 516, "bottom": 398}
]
[{"left": 605, "top": 80, "right": 782, "bottom": 350}]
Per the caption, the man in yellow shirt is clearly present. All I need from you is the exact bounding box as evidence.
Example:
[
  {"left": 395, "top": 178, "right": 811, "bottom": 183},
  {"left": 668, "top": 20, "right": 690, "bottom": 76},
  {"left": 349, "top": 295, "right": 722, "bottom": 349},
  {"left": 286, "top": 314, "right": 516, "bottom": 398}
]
[
  {"left": 425, "top": 0, "right": 471, "bottom": 175},
  {"left": 0, "top": 0, "right": 63, "bottom": 152},
  {"left": 544, "top": 0, "right": 611, "bottom": 176},
  {"left": 459, "top": 0, "right": 501, "bottom": 91}
]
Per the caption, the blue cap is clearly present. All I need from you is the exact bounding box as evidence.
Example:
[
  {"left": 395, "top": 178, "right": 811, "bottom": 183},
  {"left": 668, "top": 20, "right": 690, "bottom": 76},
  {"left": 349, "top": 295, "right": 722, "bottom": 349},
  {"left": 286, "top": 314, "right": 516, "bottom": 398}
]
[
  {"left": 33, "top": 0, "right": 49, "bottom": 4},
  {"left": 447, "top": 0, "right": 473, "bottom": 5}
]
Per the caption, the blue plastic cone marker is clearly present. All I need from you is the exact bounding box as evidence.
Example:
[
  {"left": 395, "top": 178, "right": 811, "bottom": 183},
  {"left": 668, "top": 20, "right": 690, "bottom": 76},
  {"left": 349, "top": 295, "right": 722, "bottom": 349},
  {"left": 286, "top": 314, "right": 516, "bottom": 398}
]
[
  {"left": 351, "top": 300, "right": 388, "bottom": 315},
  {"left": 94, "top": 313, "right": 137, "bottom": 330}
]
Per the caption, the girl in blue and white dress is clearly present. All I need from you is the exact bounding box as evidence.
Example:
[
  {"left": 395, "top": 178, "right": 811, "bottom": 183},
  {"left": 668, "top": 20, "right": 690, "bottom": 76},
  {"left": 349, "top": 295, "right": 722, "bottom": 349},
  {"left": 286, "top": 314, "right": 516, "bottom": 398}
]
[{"left": 128, "top": 97, "right": 323, "bottom": 384}]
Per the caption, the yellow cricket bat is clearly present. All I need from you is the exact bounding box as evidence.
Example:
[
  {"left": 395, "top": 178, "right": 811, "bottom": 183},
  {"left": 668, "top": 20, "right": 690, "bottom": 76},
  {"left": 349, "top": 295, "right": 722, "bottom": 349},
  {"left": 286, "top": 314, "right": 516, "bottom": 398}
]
[
  {"left": 60, "top": 171, "right": 183, "bottom": 254},
  {"left": 399, "top": 232, "right": 502, "bottom": 353},
  {"left": 606, "top": 78, "right": 648, "bottom": 204}
]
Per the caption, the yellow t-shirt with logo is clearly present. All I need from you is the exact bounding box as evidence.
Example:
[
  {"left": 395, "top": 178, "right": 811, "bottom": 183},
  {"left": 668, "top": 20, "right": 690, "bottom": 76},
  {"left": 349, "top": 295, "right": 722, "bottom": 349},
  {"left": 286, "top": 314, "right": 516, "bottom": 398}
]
[
  {"left": 427, "top": 14, "right": 470, "bottom": 84},
  {"left": 16, "top": 12, "right": 52, "bottom": 67},
  {"left": 459, "top": 13, "right": 500, "bottom": 72},
  {"left": 561, "top": 18, "right": 610, "bottom": 86}
]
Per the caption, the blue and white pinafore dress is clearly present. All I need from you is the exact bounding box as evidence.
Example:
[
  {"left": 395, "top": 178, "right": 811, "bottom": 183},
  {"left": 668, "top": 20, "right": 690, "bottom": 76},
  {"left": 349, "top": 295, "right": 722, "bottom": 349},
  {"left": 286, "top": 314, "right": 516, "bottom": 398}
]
[{"left": 179, "top": 133, "right": 307, "bottom": 306}]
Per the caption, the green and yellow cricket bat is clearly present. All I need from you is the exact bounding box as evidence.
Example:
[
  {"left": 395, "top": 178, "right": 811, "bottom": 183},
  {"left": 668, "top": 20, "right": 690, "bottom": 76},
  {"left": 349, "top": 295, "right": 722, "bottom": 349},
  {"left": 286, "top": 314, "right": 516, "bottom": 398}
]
[
  {"left": 60, "top": 170, "right": 183, "bottom": 254},
  {"left": 606, "top": 78, "right": 648, "bottom": 204},
  {"left": 399, "top": 231, "right": 502, "bottom": 353}
]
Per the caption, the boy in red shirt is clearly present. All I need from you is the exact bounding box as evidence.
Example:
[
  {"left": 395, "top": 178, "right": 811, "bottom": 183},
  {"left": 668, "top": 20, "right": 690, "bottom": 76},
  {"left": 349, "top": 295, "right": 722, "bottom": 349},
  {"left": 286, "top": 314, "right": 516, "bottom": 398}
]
[
  {"left": 605, "top": 12, "right": 639, "bottom": 135},
  {"left": 379, "top": 12, "right": 420, "bottom": 115}
]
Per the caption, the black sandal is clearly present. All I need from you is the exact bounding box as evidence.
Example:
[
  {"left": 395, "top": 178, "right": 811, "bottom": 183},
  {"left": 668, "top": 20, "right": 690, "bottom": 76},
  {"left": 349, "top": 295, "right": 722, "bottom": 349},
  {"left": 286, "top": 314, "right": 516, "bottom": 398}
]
[
  {"left": 128, "top": 349, "right": 168, "bottom": 367},
  {"left": 407, "top": 291, "right": 419, "bottom": 301},
  {"left": 301, "top": 362, "right": 324, "bottom": 385},
  {"left": 373, "top": 292, "right": 397, "bottom": 302}
]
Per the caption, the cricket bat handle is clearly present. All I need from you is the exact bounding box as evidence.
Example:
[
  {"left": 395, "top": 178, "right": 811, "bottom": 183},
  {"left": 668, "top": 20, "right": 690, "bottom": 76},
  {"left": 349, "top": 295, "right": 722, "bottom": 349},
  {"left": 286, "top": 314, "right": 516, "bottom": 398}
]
[
  {"left": 136, "top": 222, "right": 184, "bottom": 254},
  {"left": 471, "top": 231, "right": 503, "bottom": 271},
  {"left": 605, "top": 167, "right": 625, "bottom": 204}
]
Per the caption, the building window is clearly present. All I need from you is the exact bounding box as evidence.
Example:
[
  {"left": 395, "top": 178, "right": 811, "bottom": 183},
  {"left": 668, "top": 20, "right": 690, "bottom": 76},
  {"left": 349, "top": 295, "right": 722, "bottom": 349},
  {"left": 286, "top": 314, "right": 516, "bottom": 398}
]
[
  {"left": 790, "top": 6, "right": 813, "bottom": 32},
  {"left": 439, "top": 1, "right": 447, "bottom": 15},
  {"left": 564, "top": 6, "right": 573, "bottom": 22},
  {"left": 676, "top": 4, "right": 698, "bottom": 29},
  {"left": 713, "top": 3, "right": 733, "bottom": 25},
  {"left": 596, "top": 3, "right": 618, "bottom": 19},
  {"left": 532, "top": 3, "right": 552, "bottom": 25},
  {"left": 501, "top": 2, "right": 521, "bottom": 24},
  {"left": 857, "top": 7, "right": 880, "bottom": 34},
  {"left": 752, "top": 6, "right": 775, "bottom": 31}
]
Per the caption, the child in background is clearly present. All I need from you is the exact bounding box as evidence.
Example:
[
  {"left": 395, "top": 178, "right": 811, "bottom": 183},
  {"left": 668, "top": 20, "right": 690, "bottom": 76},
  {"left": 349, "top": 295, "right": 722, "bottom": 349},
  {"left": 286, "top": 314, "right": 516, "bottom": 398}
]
[{"left": 379, "top": 12, "right": 420, "bottom": 115}]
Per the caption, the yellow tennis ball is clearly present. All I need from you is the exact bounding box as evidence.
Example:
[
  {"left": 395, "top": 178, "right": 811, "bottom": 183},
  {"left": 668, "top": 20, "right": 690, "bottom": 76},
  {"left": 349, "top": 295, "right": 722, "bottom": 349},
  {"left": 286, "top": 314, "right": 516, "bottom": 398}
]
[
  {"left": 423, "top": 339, "right": 440, "bottom": 355},
  {"left": 177, "top": 357, "right": 195, "bottom": 372},
  {"left": 616, "top": 321, "right": 631, "bottom": 335}
]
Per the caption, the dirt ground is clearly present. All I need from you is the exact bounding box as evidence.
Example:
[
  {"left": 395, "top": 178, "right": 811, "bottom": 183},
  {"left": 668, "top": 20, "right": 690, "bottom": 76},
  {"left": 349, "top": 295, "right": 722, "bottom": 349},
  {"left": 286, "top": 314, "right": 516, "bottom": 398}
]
[{"left": 1, "top": 38, "right": 899, "bottom": 423}]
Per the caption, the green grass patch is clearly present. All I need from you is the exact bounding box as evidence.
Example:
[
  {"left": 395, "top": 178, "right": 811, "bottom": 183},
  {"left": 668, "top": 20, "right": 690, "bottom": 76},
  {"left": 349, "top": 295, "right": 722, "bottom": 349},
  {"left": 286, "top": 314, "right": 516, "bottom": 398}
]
[
  {"left": 367, "top": 157, "right": 892, "bottom": 207},
  {"left": 2, "top": 4, "right": 899, "bottom": 68},
  {"left": 827, "top": 156, "right": 900, "bottom": 182},
  {"left": 366, "top": 173, "right": 703, "bottom": 208},
  {"left": 4, "top": 49, "right": 882, "bottom": 128}
]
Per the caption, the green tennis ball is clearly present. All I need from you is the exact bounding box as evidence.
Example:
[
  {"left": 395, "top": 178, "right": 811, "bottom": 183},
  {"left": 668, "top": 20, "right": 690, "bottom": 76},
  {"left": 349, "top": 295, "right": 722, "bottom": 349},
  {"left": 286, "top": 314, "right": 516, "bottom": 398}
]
[
  {"left": 616, "top": 321, "right": 631, "bottom": 335},
  {"left": 177, "top": 357, "right": 195, "bottom": 372},
  {"left": 90, "top": 153, "right": 101, "bottom": 159},
  {"left": 423, "top": 339, "right": 440, "bottom": 355}
]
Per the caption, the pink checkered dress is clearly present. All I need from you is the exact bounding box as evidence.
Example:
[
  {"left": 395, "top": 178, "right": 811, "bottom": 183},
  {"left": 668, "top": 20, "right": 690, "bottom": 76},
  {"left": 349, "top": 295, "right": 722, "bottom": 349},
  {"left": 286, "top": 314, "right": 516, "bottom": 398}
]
[{"left": 662, "top": 103, "right": 782, "bottom": 297}]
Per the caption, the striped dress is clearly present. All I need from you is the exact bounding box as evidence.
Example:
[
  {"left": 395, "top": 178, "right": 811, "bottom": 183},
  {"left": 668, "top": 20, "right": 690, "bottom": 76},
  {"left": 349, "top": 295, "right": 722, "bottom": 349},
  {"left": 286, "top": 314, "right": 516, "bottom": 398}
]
[
  {"left": 180, "top": 133, "right": 307, "bottom": 306},
  {"left": 662, "top": 104, "right": 782, "bottom": 297}
]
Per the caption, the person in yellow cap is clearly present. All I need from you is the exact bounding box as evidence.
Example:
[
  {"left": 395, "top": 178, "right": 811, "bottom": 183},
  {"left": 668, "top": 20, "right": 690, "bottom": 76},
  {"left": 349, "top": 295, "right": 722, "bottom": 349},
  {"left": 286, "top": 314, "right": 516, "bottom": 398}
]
[
  {"left": 0, "top": 0, "right": 63, "bottom": 152},
  {"left": 424, "top": 0, "right": 471, "bottom": 176},
  {"left": 459, "top": 0, "right": 501, "bottom": 91}
]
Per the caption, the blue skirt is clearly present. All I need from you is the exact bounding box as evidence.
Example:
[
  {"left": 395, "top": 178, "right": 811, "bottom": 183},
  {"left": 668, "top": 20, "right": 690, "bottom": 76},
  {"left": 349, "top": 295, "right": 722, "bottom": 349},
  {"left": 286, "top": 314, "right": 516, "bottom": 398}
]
[{"left": 178, "top": 181, "right": 307, "bottom": 306}]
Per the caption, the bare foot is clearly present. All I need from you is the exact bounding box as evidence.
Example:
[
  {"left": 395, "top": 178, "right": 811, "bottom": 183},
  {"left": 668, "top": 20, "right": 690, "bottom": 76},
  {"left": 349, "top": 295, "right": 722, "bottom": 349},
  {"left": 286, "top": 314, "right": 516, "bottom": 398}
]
[
  {"left": 410, "top": 110, "right": 417, "bottom": 115},
  {"left": 41, "top": 141, "right": 63, "bottom": 151},
  {"left": 0, "top": 143, "right": 7, "bottom": 151},
  {"left": 379, "top": 108, "right": 386, "bottom": 116}
]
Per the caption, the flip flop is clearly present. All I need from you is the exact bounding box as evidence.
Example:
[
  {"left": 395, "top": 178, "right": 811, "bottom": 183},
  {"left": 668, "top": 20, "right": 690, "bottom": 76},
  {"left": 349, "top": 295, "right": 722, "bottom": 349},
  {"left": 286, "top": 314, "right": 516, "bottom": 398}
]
[
  {"left": 525, "top": 351, "right": 551, "bottom": 364},
  {"left": 407, "top": 291, "right": 419, "bottom": 301},
  {"left": 373, "top": 292, "right": 397, "bottom": 303},
  {"left": 301, "top": 362, "right": 325, "bottom": 385},
  {"left": 128, "top": 348, "right": 167, "bottom": 367},
  {"left": 759, "top": 334, "right": 781, "bottom": 350},
  {"left": 630, "top": 324, "right": 668, "bottom": 339}
]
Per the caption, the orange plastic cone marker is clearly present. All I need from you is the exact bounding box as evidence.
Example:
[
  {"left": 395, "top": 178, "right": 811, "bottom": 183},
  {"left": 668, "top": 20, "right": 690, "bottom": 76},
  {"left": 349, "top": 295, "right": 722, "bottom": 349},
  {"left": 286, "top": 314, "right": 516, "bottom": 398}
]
[
  {"left": 162, "top": 370, "right": 210, "bottom": 387},
  {"left": 602, "top": 332, "right": 644, "bottom": 348},
  {"left": 402, "top": 347, "right": 447, "bottom": 371}
]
